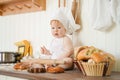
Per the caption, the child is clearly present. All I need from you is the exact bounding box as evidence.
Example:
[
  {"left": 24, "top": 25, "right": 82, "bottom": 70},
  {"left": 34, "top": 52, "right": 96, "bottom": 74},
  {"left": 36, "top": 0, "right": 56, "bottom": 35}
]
[
  {"left": 23, "top": 8, "right": 80, "bottom": 71},
  {"left": 40, "top": 9, "right": 74, "bottom": 70}
]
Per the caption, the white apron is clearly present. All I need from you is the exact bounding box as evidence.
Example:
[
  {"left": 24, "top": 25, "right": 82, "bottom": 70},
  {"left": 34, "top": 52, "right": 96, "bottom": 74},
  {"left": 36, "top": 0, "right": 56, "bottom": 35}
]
[{"left": 50, "top": 37, "right": 66, "bottom": 59}]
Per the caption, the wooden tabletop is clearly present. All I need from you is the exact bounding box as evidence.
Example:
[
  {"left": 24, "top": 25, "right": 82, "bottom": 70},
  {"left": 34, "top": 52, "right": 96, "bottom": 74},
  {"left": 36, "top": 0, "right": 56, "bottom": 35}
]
[{"left": 0, "top": 67, "right": 120, "bottom": 80}]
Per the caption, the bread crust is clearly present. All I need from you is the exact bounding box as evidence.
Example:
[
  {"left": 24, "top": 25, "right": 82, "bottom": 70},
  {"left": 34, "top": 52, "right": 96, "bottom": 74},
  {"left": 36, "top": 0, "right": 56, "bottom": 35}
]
[
  {"left": 14, "top": 62, "right": 29, "bottom": 70},
  {"left": 91, "top": 52, "right": 107, "bottom": 63}
]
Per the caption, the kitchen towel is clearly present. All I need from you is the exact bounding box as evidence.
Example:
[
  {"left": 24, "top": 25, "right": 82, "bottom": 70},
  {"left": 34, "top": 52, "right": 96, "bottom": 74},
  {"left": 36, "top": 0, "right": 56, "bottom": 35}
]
[{"left": 89, "top": 0, "right": 120, "bottom": 31}]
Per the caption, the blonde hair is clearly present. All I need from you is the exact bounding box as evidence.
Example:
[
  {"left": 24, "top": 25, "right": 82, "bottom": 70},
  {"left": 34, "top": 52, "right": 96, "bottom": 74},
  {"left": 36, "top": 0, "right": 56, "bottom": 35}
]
[{"left": 50, "top": 20, "right": 60, "bottom": 25}]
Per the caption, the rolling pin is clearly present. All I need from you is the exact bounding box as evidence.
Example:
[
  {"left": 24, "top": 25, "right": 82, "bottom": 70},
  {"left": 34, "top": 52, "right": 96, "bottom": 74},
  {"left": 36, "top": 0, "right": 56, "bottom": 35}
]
[{"left": 22, "top": 59, "right": 65, "bottom": 64}]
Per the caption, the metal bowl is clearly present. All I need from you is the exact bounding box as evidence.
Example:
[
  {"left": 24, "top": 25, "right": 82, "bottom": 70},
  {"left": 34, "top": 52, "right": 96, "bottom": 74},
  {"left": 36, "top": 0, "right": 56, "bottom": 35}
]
[{"left": 0, "top": 52, "right": 21, "bottom": 63}]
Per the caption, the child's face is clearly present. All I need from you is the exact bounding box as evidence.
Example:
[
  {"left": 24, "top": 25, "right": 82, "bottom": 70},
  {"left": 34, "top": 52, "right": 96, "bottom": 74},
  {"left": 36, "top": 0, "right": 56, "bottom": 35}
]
[{"left": 50, "top": 20, "right": 66, "bottom": 38}]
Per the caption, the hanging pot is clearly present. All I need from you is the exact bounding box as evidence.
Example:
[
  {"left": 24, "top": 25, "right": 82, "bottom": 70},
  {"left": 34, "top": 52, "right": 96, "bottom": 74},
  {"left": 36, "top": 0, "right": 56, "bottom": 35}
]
[{"left": 0, "top": 52, "right": 21, "bottom": 63}]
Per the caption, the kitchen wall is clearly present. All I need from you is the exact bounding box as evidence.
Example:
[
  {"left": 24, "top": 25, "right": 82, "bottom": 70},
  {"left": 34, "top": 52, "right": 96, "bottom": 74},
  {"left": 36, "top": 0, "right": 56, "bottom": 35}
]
[
  {"left": 0, "top": 0, "right": 72, "bottom": 57},
  {"left": 0, "top": 0, "right": 58, "bottom": 58},
  {"left": 0, "top": 0, "right": 120, "bottom": 71}
]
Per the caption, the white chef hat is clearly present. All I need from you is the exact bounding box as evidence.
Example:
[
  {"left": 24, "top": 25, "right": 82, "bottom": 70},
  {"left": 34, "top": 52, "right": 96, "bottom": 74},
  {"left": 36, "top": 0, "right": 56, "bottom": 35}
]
[{"left": 50, "top": 7, "right": 80, "bottom": 35}]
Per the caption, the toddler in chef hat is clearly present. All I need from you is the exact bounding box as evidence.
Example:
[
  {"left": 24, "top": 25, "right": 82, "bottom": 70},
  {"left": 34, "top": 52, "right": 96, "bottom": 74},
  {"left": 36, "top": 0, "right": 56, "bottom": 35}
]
[
  {"left": 49, "top": 7, "right": 80, "bottom": 35},
  {"left": 40, "top": 8, "right": 78, "bottom": 70}
]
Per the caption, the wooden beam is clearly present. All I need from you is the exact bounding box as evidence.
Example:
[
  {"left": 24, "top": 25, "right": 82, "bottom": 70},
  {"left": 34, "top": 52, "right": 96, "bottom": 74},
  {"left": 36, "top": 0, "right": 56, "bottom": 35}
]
[
  {"left": 15, "top": 5, "right": 23, "bottom": 9},
  {"left": 24, "top": 4, "right": 32, "bottom": 9},
  {"left": 0, "top": 0, "right": 29, "bottom": 5},
  {"left": 8, "top": 6, "right": 14, "bottom": 11},
  {"left": 0, "top": 0, "right": 46, "bottom": 16},
  {"left": 0, "top": 5, "right": 3, "bottom": 15},
  {"left": 33, "top": 0, "right": 46, "bottom": 10}
]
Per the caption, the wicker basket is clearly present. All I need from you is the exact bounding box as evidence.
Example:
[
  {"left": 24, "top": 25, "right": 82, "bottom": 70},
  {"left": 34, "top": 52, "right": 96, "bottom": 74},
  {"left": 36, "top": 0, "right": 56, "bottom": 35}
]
[
  {"left": 74, "top": 60, "right": 115, "bottom": 76},
  {"left": 105, "top": 61, "right": 115, "bottom": 76}
]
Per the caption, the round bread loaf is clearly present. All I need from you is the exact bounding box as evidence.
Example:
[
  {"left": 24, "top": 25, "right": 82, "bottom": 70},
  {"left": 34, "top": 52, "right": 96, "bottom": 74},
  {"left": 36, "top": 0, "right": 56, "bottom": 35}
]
[{"left": 27, "top": 64, "right": 45, "bottom": 73}]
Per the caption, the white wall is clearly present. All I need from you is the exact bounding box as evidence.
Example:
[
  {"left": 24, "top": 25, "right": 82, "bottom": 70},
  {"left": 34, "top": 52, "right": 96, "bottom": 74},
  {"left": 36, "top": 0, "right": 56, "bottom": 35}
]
[
  {"left": 0, "top": 0, "right": 72, "bottom": 57},
  {"left": 0, "top": 0, "right": 120, "bottom": 71},
  {"left": 0, "top": 0, "right": 59, "bottom": 57}
]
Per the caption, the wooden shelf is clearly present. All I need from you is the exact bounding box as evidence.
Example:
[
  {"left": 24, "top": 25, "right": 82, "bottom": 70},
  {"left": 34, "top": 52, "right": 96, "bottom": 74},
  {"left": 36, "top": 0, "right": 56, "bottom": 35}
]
[{"left": 0, "top": 0, "right": 46, "bottom": 16}]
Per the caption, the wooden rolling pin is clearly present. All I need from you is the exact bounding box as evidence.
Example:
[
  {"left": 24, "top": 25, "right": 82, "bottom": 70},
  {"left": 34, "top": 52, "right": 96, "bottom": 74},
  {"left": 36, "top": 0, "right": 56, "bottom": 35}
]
[
  {"left": 58, "top": 0, "right": 66, "bottom": 8},
  {"left": 71, "top": 0, "right": 77, "bottom": 20},
  {"left": 22, "top": 59, "right": 65, "bottom": 64}
]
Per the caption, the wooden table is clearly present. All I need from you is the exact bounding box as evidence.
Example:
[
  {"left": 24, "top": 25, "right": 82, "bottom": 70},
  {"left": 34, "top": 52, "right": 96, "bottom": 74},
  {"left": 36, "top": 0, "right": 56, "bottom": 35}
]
[{"left": 0, "top": 67, "right": 120, "bottom": 80}]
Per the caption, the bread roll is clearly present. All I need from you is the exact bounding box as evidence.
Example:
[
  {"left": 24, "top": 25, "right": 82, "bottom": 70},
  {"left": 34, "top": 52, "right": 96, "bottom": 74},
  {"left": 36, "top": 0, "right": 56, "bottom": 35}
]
[
  {"left": 74, "top": 46, "right": 88, "bottom": 59},
  {"left": 91, "top": 52, "right": 107, "bottom": 63},
  {"left": 76, "top": 48, "right": 91, "bottom": 61},
  {"left": 47, "top": 66, "right": 64, "bottom": 73},
  {"left": 88, "top": 59, "right": 95, "bottom": 63},
  {"left": 103, "top": 53, "right": 115, "bottom": 62},
  {"left": 14, "top": 62, "right": 29, "bottom": 70}
]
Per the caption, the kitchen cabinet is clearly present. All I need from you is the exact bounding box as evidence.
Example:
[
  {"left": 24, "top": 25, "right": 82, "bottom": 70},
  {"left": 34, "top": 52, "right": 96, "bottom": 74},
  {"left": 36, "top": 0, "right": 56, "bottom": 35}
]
[{"left": 0, "top": 0, "right": 46, "bottom": 16}]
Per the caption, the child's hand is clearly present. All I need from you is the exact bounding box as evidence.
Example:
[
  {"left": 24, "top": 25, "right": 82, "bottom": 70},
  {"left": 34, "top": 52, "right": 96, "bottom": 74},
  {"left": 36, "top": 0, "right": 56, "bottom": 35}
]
[
  {"left": 62, "top": 58, "right": 73, "bottom": 64},
  {"left": 40, "top": 46, "right": 51, "bottom": 55}
]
